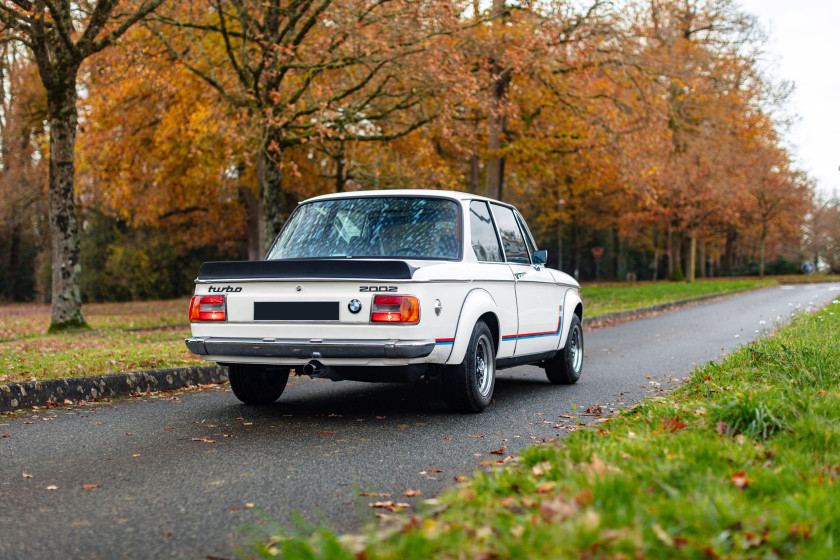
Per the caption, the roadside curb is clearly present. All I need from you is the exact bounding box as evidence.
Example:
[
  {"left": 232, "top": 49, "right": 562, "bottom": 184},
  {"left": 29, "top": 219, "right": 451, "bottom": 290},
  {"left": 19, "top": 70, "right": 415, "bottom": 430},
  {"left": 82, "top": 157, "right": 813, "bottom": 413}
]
[
  {"left": 0, "top": 364, "right": 228, "bottom": 412},
  {"left": 583, "top": 287, "right": 757, "bottom": 329}
]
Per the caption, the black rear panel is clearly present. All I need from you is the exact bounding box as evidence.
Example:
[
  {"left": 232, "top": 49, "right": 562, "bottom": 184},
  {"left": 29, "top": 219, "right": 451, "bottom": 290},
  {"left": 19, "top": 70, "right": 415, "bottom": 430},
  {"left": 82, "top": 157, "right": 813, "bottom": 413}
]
[
  {"left": 197, "top": 259, "right": 416, "bottom": 281},
  {"left": 254, "top": 301, "right": 339, "bottom": 321}
]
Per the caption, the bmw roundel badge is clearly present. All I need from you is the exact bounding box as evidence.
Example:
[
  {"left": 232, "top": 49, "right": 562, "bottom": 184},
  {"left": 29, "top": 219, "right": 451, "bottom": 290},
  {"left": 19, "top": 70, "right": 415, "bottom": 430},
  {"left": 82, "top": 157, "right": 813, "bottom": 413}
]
[{"left": 348, "top": 299, "right": 362, "bottom": 314}]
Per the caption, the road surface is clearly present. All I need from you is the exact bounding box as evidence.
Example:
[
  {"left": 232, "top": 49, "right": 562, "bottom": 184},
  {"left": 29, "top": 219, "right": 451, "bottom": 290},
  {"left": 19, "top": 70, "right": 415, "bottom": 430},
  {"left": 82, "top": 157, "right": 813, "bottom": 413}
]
[{"left": 1, "top": 283, "right": 837, "bottom": 559}]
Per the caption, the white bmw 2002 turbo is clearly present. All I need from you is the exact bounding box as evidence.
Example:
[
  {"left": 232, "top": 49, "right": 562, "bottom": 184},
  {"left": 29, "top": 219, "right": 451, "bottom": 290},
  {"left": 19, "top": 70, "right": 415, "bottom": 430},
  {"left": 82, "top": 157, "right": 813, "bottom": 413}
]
[{"left": 186, "top": 190, "right": 583, "bottom": 412}]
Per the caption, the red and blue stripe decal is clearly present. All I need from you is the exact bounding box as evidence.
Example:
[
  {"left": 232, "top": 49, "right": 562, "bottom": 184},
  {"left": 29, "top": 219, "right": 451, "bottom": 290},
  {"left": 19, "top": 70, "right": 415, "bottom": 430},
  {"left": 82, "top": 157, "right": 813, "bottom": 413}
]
[
  {"left": 502, "top": 306, "right": 563, "bottom": 342},
  {"left": 436, "top": 307, "right": 564, "bottom": 346}
]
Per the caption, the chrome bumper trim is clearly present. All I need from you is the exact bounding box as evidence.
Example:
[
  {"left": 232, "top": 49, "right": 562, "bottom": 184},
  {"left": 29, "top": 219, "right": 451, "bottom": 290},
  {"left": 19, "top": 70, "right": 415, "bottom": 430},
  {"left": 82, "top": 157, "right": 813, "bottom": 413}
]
[{"left": 185, "top": 337, "right": 435, "bottom": 359}]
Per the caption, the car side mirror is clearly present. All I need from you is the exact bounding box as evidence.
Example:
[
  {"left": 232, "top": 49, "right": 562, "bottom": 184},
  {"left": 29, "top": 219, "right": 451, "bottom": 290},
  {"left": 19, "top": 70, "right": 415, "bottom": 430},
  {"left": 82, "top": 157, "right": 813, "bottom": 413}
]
[{"left": 533, "top": 250, "right": 547, "bottom": 265}]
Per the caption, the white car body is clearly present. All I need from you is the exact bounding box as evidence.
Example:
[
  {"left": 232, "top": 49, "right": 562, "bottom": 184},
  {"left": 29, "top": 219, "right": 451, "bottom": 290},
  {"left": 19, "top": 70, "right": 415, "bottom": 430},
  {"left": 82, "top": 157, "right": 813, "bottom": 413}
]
[{"left": 186, "top": 190, "right": 583, "bottom": 411}]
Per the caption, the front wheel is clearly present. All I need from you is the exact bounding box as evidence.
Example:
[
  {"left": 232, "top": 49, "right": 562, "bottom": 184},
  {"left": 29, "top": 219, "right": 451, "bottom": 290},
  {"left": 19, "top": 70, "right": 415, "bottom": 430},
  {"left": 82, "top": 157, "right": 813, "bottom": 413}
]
[
  {"left": 441, "top": 321, "right": 495, "bottom": 413},
  {"left": 227, "top": 364, "right": 290, "bottom": 404},
  {"left": 545, "top": 314, "right": 583, "bottom": 384}
]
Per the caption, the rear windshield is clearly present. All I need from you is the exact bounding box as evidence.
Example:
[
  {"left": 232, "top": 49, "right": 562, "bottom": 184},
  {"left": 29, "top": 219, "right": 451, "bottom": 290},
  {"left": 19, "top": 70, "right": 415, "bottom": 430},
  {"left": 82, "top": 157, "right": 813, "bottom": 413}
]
[{"left": 267, "top": 197, "right": 462, "bottom": 260}]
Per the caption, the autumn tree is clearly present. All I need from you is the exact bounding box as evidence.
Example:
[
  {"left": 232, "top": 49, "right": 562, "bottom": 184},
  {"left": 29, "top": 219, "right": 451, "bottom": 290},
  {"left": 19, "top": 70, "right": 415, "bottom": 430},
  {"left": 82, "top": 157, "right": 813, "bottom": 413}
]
[
  {"left": 143, "top": 0, "right": 472, "bottom": 256},
  {"left": 0, "top": 0, "right": 166, "bottom": 330},
  {"left": 0, "top": 42, "right": 48, "bottom": 300}
]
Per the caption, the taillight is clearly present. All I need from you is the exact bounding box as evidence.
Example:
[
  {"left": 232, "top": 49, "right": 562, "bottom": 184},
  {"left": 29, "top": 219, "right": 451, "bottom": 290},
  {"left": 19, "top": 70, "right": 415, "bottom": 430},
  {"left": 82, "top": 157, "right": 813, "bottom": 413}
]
[
  {"left": 189, "top": 295, "right": 227, "bottom": 322},
  {"left": 371, "top": 295, "right": 420, "bottom": 323}
]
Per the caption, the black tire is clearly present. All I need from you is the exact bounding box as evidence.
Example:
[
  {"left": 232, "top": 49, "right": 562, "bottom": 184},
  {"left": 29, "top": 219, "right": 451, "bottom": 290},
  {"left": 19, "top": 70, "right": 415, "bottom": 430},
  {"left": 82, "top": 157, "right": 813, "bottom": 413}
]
[
  {"left": 545, "top": 314, "right": 583, "bottom": 384},
  {"left": 227, "top": 364, "right": 290, "bottom": 404},
  {"left": 442, "top": 321, "right": 495, "bottom": 413}
]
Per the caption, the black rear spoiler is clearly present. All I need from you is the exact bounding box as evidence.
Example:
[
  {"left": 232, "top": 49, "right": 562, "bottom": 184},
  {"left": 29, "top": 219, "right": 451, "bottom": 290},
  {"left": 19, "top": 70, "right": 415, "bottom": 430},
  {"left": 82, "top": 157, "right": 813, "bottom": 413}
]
[{"left": 197, "top": 259, "right": 417, "bottom": 281}]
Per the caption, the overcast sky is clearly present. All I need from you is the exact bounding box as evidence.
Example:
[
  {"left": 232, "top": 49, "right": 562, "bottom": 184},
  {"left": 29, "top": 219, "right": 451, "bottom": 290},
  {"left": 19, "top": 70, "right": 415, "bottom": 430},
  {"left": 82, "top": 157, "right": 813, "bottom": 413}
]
[{"left": 737, "top": 0, "right": 839, "bottom": 198}]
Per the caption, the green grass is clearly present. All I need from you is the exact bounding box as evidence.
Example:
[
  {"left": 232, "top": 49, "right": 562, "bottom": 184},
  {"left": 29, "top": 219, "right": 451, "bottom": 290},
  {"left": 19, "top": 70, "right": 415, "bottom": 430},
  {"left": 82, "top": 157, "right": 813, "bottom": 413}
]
[
  {"left": 0, "top": 299, "right": 200, "bottom": 384},
  {"left": 582, "top": 278, "right": 775, "bottom": 317},
  {"left": 239, "top": 298, "right": 840, "bottom": 559}
]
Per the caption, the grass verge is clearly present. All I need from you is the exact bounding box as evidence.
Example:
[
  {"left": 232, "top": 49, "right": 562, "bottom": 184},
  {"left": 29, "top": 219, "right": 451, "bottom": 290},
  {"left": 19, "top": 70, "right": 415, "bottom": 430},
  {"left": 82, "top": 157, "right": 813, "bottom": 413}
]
[
  {"left": 582, "top": 278, "right": 775, "bottom": 317},
  {"left": 0, "top": 299, "right": 201, "bottom": 384},
  {"left": 240, "top": 298, "right": 840, "bottom": 559}
]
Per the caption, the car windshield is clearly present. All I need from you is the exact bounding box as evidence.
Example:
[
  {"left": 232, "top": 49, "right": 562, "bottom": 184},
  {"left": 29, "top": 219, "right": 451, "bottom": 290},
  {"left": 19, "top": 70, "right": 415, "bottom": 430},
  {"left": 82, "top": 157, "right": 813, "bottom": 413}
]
[{"left": 266, "top": 197, "right": 461, "bottom": 260}]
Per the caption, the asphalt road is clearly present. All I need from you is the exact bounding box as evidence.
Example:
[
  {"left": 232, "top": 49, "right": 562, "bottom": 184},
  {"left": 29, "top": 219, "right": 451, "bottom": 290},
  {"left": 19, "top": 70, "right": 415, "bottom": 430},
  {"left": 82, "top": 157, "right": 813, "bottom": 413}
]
[{"left": 2, "top": 283, "right": 839, "bottom": 560}]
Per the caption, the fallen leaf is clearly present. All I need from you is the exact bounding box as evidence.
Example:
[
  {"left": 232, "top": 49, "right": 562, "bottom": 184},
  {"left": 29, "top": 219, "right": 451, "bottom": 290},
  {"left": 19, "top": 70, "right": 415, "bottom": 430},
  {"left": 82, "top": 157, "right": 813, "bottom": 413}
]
[
  {"left": 443, "top": 437, "right": 452, "bottom": 440},
  {"left": 317, "top": 431, "right": 336, "bottom": 435},
  {"left": 164, "top": 427, "right": 175, "bottom": 430},
  {"left": 661, "top": 417, "right": 687, "bottom": 433},
  {"left": 428, "top": 468, "right": 443, "bottom": 473},
  {"left": 490, "top": 448, "right": 506, "bottom": 455},
  {"left": 454, "top": 476, "right": 468, "bottom": 482},
  {"left": 402, "top": 489, "right": 422, "bottom": 497},
  {"left": 46, "top": 485, "right": 58, "bottom": 490},
  {"left": 0, "top": 433, "right": 9, "bottom": 438},
  {"left": 730, "top": 471, "right": 751, "bottom": 489},
  {"left": 358, "top": 492, "right": 391, "bottom": 497},
  {"left": 539, "top": 497, "right": 577, "bottom": 523},
  {"left": 653, "top": 523, "right": 673, "bottom": 546},
  {"left": 190, "top": 437, "right": 216, "bottom": 443},
  {"left": 228, "top": 507, "right": 240, "bottom": 512},
  {"left": 716, "top": 420, "right": 731, "bottom": 435},
  {"left": 81, "top": 484, "right": 100, "bottom": 490},
  {"left": 476, "top": 461, "right": 494, "bottom": 466},
  {"left": 125, "top": 433, "right": 133, "bottom": 436},
  {"left": 575, "top": 488, "right": 594, "bottom": 506},
  {"left": 132, "top": 454, "right": 141, "bottom": 457},
  {"left": 535, "top": 481, "right": 556, "bottom": 494},
  {"left": 369, "top": 501, "right": 409, "bottom": 512},
  {"left": 532, "top": 461, "right": 551, "bottom": 477},
  {"left": 468, "top": 435, "right": 485, "bottom": 438},
  {"left": 22, "top": 473, "right": 33, "bottom": 478}
]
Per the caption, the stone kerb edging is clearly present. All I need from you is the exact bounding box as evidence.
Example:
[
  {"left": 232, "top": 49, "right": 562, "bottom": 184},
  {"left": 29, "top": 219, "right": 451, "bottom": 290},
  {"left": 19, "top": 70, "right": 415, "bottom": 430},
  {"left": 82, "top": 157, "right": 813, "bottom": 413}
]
[{"left": 0, "top": 364, "right": 228, "bottom": 412}]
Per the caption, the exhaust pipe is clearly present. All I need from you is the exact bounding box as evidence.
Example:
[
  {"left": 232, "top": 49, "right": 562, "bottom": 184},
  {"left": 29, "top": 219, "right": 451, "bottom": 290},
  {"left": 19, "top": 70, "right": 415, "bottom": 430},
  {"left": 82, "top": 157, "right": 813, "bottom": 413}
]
[{"left": 302, "top": 360, "right": 324, "bottom": 377}]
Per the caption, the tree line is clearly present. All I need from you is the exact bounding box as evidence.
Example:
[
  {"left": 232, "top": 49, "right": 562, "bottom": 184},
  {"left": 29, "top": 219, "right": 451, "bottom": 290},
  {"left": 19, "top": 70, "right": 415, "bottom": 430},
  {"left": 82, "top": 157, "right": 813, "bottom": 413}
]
[{"left": 1, "top": 0, "right": 837, "bottom": 330}]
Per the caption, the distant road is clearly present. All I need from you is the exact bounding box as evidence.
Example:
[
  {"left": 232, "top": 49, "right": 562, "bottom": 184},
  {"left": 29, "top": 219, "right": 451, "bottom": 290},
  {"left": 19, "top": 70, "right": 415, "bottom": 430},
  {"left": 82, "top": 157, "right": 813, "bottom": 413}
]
[{"left": 1, "top": 283, "right": 838, "bottom": 560}]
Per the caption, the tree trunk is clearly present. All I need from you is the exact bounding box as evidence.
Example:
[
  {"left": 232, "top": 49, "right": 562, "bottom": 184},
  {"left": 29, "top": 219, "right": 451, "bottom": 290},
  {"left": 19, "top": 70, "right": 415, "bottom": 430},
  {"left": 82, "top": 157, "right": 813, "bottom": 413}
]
[
  {"left": 469, "top": 153, "right": 480, "bottom": 194},
  {"left": 46, "top": 81, "right": 86, "bottom": 331},
  {"left": 651, "top": 227, "right": 660, "bottom": 281},
  {"left": 687, "top": 230, "right": 696, "bottom": 283},
  {"left": 484, "top": 0, "right": 509, "bottom": 201},
  {"left": 759, "top": 224, "right": 767, "bottom": 278},
  {"left": 258, "top": 129, "right": 287, "bottom": 253},
  {"left": 672, "top": 230, "right": 682, "bottom": 279},
  {"left": 723, "top": 224, "right": 738, "bottom": 276},
  {"left": 239, "top": 186, "right": 262, "bottom": 260}
]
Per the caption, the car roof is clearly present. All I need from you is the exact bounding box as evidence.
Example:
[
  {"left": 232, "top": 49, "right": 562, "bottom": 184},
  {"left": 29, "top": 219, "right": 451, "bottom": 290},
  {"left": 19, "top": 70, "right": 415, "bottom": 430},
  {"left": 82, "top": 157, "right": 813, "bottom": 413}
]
[{"left": 301, "top": 189, "right": 500, "bottom": 205}]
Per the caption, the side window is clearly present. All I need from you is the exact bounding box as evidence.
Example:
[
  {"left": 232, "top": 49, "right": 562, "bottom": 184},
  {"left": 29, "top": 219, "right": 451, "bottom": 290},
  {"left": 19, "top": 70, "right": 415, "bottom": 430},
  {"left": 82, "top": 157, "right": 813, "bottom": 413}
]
[
  {"left": 469, "top": 201, "right": 504, "bottom": 262},
  {"left": 490, "top": 204, "right": 531, "bottom": 264},
  {"left": 515, "top": 211, "right": 536, "bottom": 256}
]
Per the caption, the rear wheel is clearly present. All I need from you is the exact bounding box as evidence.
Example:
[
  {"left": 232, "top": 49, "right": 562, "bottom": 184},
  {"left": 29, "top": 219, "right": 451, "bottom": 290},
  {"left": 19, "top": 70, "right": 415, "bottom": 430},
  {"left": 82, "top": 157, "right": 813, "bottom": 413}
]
[
  {"left": 227, "top": 364, "right": 290, "bottom": 404},
  {"left": 442, "top": 321, "right": 495, "bottom": 413},
  {"left": 545, "top": 314, "right": 583, "bottom": 384}
]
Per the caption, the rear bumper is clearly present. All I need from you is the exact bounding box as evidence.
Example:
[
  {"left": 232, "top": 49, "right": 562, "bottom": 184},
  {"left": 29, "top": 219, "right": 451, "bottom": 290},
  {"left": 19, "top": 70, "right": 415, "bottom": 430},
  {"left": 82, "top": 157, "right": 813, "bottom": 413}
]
[{"left": 185, "top": 337, "right": 436, "bottom": 360}]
